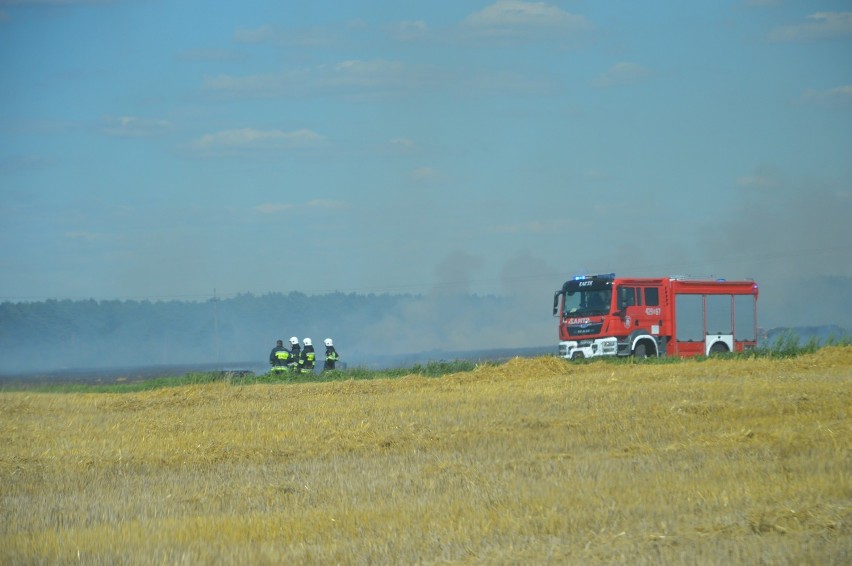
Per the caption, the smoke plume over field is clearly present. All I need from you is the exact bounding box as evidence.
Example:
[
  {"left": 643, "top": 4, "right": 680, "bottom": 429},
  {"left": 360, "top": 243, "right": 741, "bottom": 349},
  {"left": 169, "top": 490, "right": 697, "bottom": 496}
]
[{"left": 1, "top": 182, "right": 849, "bottom": 375}]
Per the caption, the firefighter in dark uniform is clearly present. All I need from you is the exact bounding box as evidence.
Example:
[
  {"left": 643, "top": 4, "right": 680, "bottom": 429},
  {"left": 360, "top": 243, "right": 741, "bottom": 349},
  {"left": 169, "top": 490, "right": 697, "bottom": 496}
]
[
  {"left": 323, "top": 338, "right": 340, "bottom": 371},
  {"left": 269, "top": 339, "right": 290, "bottom": 373},
  {"left": 288, "top": 336, "right": 301, "bottom": 372},
  {"left": 299, "top": 337, "right": 316, "bottom": 374}
]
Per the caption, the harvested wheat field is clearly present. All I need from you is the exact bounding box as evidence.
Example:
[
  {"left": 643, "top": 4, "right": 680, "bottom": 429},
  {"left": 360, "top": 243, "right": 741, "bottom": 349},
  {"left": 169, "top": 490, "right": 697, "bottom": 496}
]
[{"left": 1, "top": 348, "right": 850, "bottom": 565}]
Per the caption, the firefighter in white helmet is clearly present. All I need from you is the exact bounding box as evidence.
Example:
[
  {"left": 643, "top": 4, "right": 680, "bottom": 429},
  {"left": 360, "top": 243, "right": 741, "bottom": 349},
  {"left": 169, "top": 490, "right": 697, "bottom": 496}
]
[
  {"left": 299, "top": 337, "right": 316, "bottom": 374},
  {"left": 323, "top": 338, "right": 340, "bottom": 372},
  {"left": 288, "top": 337, "right": 301, "bottom": 372}
]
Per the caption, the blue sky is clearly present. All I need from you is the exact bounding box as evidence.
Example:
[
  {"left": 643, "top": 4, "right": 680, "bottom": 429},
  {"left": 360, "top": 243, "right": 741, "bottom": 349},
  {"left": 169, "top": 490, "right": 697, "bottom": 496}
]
[{"left": 1, "top": 0, "right": 851, "bottom": 330}]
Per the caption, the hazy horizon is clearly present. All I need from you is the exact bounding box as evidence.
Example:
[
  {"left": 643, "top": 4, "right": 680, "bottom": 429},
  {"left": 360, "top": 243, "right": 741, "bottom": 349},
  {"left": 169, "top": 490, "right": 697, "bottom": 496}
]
[
  {"left": 1, "top": 283, "right": 849, "bottom": 377},
  {"left": 2, "top": 1, "right": 850, "bottom": 339}
]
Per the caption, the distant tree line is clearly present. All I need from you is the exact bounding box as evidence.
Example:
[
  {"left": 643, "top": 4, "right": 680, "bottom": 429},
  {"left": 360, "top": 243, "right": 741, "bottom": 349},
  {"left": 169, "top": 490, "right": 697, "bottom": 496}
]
[{"left": 0, "top": 293, "right": 400, "bottom": 372}]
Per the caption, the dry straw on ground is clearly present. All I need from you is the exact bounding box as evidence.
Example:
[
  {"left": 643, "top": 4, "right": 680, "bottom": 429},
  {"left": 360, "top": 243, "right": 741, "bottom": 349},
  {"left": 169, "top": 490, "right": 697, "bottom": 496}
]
[{"left": 1, "top": 347, "right": 850, "bottom": 564}]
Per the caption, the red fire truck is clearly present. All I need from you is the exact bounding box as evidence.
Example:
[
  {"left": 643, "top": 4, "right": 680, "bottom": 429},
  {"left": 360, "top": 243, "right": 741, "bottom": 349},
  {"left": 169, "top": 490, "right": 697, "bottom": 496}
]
[{"left": 552, "top": 274, "right": 759, "bottom": 360}]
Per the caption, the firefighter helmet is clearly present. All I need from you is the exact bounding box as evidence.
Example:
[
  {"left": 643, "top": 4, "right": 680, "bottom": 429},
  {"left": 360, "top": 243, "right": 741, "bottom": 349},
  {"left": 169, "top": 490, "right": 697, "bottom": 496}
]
[
  {"left": 324, "top": 338, "right": 333, "bottom": 347},
  {"left": 303, "top": 337, "right": 312, "bottom": 347},
  {"left": 289, "top": 336, "right": 298, "bottom": 345}
]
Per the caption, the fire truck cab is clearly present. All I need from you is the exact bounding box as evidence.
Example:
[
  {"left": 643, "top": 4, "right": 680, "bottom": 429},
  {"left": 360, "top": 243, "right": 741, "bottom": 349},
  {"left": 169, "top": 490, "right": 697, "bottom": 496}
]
[{"left": 552, "top": 274, "right": 758, "bottom": 360}]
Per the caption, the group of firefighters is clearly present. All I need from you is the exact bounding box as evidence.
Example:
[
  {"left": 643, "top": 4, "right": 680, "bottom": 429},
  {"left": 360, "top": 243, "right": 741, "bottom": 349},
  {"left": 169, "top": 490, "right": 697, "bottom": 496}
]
[{"left": 269, "top": 336, "right": 340, "bottom": 374}]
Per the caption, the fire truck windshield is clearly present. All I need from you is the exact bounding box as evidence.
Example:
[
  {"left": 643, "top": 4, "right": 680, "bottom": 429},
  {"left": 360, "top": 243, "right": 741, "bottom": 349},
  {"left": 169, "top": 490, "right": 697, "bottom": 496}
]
[{"left": 563, "top": 289, "right": 612, "bottom": 317}]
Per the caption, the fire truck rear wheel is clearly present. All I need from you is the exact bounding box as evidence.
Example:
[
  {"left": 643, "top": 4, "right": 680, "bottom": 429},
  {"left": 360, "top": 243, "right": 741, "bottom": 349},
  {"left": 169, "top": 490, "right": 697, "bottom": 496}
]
[{"left": 709, "top": 342, "right": 730, "bottom": 355}]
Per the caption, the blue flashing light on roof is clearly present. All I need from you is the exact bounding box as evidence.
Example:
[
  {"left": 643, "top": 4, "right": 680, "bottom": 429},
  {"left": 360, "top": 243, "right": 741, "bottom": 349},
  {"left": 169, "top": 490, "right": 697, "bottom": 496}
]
[{"left": 571, "top": 273, "right": 615, "bottom": 281}]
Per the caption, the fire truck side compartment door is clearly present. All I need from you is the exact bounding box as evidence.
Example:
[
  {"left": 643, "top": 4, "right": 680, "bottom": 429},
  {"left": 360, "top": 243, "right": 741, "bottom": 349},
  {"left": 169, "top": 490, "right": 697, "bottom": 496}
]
[
  {"left": 675, "top": 294, "right": 703, "bottom": 341},
  {"left": 734, "top": 294, "right": 757, "bottom": 341},
  {"left": 706, "top": 294, "right": 733, "bottom": 335}
]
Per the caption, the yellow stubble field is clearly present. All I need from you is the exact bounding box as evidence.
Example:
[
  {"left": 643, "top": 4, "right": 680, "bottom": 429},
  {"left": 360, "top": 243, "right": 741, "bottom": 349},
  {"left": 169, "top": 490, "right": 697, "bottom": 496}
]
[{"left": 1, "top": 347, "right": 850, "bottom": 564}]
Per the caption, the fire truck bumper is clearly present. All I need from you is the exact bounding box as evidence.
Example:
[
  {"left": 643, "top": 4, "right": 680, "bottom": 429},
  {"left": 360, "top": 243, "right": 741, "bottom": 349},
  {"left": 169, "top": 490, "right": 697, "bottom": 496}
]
[{"left": 559, "top": 337, "right": 618, "bottom": 360}]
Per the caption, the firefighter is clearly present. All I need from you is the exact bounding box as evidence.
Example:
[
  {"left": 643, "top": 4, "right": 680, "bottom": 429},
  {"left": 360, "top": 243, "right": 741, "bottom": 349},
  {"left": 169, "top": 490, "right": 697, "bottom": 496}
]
[
  {"left": 323, "top": 338, "right": 340, "bottom": 372},
  {"left": 269, "top": 339, "right": 290, "bottom": 373},
  {"left": 299, "top": 337, "right": 316, "bottom": 374},
  {"left": 288, "top": 337, "right": 301, "bottom": 372}
]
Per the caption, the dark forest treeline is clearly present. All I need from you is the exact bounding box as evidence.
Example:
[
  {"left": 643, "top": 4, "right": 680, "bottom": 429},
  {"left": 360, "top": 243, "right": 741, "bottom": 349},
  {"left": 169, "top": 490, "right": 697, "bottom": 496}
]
[
  {"left": 0, "top": 293, "right": 398, "bottom": 372},
  {"left": 0, "top": 292, "right": 510, "bottom": 373}
]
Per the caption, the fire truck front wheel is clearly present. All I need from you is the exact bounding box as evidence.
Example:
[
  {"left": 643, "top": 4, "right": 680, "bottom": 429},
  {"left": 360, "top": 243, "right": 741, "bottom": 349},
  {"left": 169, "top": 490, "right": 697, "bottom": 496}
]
[{"left": 633, "top": 339, "right": 658, "bottom": 359}]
